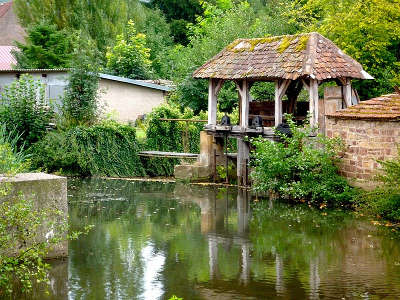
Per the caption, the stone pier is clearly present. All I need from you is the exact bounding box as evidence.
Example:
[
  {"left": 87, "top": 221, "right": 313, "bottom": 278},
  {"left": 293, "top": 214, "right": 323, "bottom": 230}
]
[{"left": 1, "top": 173, "right": 68, "bottom": 258}]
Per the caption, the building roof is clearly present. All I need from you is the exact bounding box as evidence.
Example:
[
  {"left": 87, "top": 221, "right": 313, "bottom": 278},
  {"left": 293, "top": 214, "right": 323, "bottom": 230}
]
[
  {"left": 0, "top": 1, "right": 11, "bottom": 18},
  {"left": 0, "top": 68, "right": 69, "bottom": 72},
  {"left": 0, "top": 46, "right": 16, "bottom": 69},
  {"left": 193, "top": 32, "right": 373, "bottom": 81},
  {"left": 0, "top": 68, "right": 173, "bottom": 92},
  {"left": 99, "top": 73, "right": 172, "bottom": 92},
  {"left": 327, "top": 93, "right": 400, "bottom": 121}
]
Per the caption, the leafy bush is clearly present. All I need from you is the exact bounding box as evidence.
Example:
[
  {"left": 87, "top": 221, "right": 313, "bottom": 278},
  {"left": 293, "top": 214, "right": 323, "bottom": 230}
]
[
  {"left": 357, "top": 147, "right": 400, "bottom": 221},
  {"left": 0, "top": 124, "right": 30, "bottom": 175},
  {"left": 0, "top": 74, "right": 54, "bottom": 150},
  {"left": 31, "top": 121, "right": 145, "bottom": 177},
  {"left": 251, "top": 116, "right": 357, "bottom": 207}
]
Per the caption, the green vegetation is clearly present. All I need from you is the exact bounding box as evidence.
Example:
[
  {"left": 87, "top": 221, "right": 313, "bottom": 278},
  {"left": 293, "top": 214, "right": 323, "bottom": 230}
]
[
  {"left": 0, "top": 74, "right": 54, "bottom": 150},
  {"left": 31, "top": 121, "right": 145, "bottom": 177},
  {"left": 356, "top": 147, "right": 400, "bottom": 222},
  {"left": 13, "top": 21, "right": 76, "bottom": 69},
  {"left": 251, "top": 116, "right": 358, "bottom": 207},
  {"left": 106, "top": 20, "right": 153, "bottom": 80}
]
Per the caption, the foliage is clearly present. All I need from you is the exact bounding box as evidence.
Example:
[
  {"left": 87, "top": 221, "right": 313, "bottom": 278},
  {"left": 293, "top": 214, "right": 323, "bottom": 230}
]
[
  {"left": 14, "top": 0, "right": 129, "bottom": 55},
  {"left": 356, "top": 147, "right": 400, "bottom": 221},
  {"left": 286, "top": 0, "right": 400, "bottom": 99},
  {"left": 61, "top": 47, "right": 101, "bottom": 126},
  {"left": 0, "top": 74, "right": 54, "bottom": 150},
  {"left": 251, "top": 116, "right": 358, "bottom": 206},
  {"left": 106, "top": 20, "right": 153, "bottom": 80},
  {"left": 30, "top": 121, "right": 145, "bottom": 177},
  {"left": 13, "top": 21, "right": 76, "bottom": 69},
  {"left": 168, "top": 296, "right": 183, "bottom": 300},
  {"left": 146, "top": 0, "right": 203, "bottom": 45},
  {"left": 0, "top": 124, "right": 30, "bottom": 175}
]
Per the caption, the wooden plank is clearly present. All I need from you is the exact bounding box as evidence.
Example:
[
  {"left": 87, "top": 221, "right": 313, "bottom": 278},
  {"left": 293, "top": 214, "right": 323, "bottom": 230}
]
[
  {"left": 139, "top": 151, "right": 199, "bottom": 159},
  {"left": 159, "top": 118, "right": 207, "bottom": 122}
]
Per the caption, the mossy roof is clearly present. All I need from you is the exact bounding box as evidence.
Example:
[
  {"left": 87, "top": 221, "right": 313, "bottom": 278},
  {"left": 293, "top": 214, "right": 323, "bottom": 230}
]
[
  {"left": 193, "top": 32, "right": 373, "bottom": 81},
  {"left": 326, "top": 93, "right": 400, "bottom": 121}
]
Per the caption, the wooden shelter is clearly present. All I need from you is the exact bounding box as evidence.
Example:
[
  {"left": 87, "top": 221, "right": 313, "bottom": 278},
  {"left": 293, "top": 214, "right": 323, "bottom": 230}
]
[{"left": 192, "top": 32, "right": 373, "bottom": 185}]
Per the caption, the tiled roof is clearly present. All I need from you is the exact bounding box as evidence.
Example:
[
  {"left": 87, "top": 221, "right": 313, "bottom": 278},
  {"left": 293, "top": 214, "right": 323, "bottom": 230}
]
[
  {"left": 0, "top": 1, "right": 12, "bottom": 18},
  {"left": 193, "top": 32, "right": 373, "bottom": 81},
  {"left": 326, "top": 93, "right": 400, "bottom": 121},
  {"left": 0, "top": 46, "right": 16, "bottom": 70}
]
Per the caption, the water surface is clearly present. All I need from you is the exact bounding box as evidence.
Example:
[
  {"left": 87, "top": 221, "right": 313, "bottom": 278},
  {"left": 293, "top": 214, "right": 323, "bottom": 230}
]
[{"left": 27, "top": 179, "right": 400, "bottom": 299}]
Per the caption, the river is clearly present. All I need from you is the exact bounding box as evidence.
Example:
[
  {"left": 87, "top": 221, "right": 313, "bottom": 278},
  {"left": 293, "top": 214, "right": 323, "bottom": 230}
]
[{"left": 21, "top": 178, "right": 400, "bottom": 299}]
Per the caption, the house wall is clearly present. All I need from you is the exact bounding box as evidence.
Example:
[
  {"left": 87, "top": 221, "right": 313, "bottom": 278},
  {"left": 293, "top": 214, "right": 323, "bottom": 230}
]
[
  {"left": 0, "top": 71, "right": 69, "bottom": 109},
  {"left": 99, "top": 78, "right": 166, "bottom": 123},
  {"left": 325, "top": 117, "right": 400, "bottom": 189}
]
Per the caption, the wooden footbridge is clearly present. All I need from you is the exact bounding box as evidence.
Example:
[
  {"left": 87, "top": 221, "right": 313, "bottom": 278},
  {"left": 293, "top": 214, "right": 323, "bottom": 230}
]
[{"left": 138, "top": 151, "right": 199, "bottom": 159}]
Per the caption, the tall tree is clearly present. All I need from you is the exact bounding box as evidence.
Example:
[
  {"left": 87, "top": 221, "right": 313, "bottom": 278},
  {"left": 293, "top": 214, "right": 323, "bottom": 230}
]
[
  {"left": 13, "top": 22, "right": 76, "bottom": 69},
  {"left": 106, "top": 21, "right": 153, "bottom": 80},
  {"left": 146, "top": 0, "right": 204, "bottom": 45}
]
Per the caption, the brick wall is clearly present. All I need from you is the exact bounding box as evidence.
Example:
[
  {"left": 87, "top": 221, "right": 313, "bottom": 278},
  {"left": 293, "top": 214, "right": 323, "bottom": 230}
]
[{"left": 325, "top": 118, "right": 400, "bottom": 189}]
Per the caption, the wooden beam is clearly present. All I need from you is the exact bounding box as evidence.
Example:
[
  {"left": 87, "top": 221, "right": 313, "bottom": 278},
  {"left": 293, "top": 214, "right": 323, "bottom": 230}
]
[
  {"left": 309, "top": 79, "right": 319, "bottom": 127},
  {"left": 274, "top": 79, "right": 291, "bottom": 127},
  {"left": 236, "top": 80, "right": 250, "bottom": 128},
  {"left": 208, "top": 79, "right": 221, "bottom": 125}
]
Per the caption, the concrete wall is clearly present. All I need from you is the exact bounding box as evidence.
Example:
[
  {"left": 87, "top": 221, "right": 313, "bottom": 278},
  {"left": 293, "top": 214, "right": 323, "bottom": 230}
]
[
  {"left": 1, "top": 173, "right": 68, "bottom": 258},
  {"left": 326, "top": 118, "right": 400, "bottom": 189},
  {"left": 98, "top": 78, "right": 166, "bottom": 123}
]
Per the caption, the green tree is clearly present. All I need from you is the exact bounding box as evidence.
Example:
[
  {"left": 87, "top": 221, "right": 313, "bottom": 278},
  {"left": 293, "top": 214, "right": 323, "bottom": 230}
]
[
  {"left": 14, "top": 0, "right": 129, "bottom": 54},
  {"left": 62, "top": 40, "right": 101, "bottom": 126},
  {"left": 13, "top": 21, "right": 76, "bottom": 69},
  {"left": 106, "top": 20, "right": 153, "bottom": 80},
  {"left": 286, "top": 0, "right": 400, "bottom": 99},
  {"left": 146, "top": 0, "right": 204, "bottom": 45}
]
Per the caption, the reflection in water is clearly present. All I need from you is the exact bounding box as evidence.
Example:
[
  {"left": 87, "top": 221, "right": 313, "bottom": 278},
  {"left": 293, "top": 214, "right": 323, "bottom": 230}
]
[{"left": 19, "top": 178, "right": 400, "bottom": 300}]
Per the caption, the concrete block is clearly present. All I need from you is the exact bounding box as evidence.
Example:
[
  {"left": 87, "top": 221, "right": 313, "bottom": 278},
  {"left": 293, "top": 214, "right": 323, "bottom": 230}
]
[
  {"left": 174, "top": 165, "right": 193, "bottom": 180},
  {"left": 0, "top": 173, "right": 68, "bottom": 258}
]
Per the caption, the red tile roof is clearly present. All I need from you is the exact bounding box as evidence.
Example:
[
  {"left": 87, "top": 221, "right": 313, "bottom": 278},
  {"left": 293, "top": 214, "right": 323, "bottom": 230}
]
[
  {"left": 0, "top": 1, "right": 12, "bottom": 18},
  {"left": 326, "top": 93, "right": 400, "bottom": 121},
  {"left": 193, "top": 32, "right": 373, "bottom": 81},
  {"left": 0, "top": 46, "right": 17, "bottom": 69}
]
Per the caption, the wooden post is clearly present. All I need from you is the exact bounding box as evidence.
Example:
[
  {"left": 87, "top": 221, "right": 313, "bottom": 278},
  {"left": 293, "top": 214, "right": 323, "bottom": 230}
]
[
  {"left": 236, "top": 80, "right": 250, "bottom": 128},
  {"left": 274, "top": 79, "right": 291, "bottom": 127},
  {"left": 237, "top": 138, "right": 250, "bottom": 186},
  {"left": 208, "top": 79, "right": 224, "bottom": 126},
  {"left": 343, "top": 78, "right": 352, "bottom": 107},
  {"left": 309, "top": 79, "right": 319, "bottom": 128}
]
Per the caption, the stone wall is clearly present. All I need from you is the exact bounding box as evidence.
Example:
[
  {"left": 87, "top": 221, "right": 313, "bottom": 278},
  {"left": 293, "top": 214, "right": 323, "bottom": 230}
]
[
  {"left": 1, "top": 173, "right": 68, "bottom": 258},
  {"left": 325, "top": 118, "right": 400, "bottom": 189}
]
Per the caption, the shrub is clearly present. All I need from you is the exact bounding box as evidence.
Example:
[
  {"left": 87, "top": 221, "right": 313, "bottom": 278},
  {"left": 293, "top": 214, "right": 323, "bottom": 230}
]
[
  {"left": 251, "top": 116, "right": 357, "bottom": 207},
  {"left": 61, "top": 46, "right": 101, "bottom": 127},
  {"left": 0, "top": 74, "right": 54, "bottom": 150},
  {"left": 357, "top": 147, "right": 400, "bottom": 221},
  {"left": 31, "top": 121, "right": 145, "bottom": 177}
]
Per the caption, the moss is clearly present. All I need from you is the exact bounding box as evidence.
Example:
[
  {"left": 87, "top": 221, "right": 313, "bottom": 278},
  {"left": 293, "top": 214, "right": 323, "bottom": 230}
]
[
  {"left": 295, "top": 35, "right": 310, "bottom": 52},
  {"left": 277, "top": 36, "right": 296, "bottom": 53}
]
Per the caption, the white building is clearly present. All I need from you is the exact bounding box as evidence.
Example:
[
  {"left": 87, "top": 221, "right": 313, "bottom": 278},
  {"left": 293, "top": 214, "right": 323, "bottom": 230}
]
[{"left": 0, "top": 69, "right": 172, "bottom": 123}]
